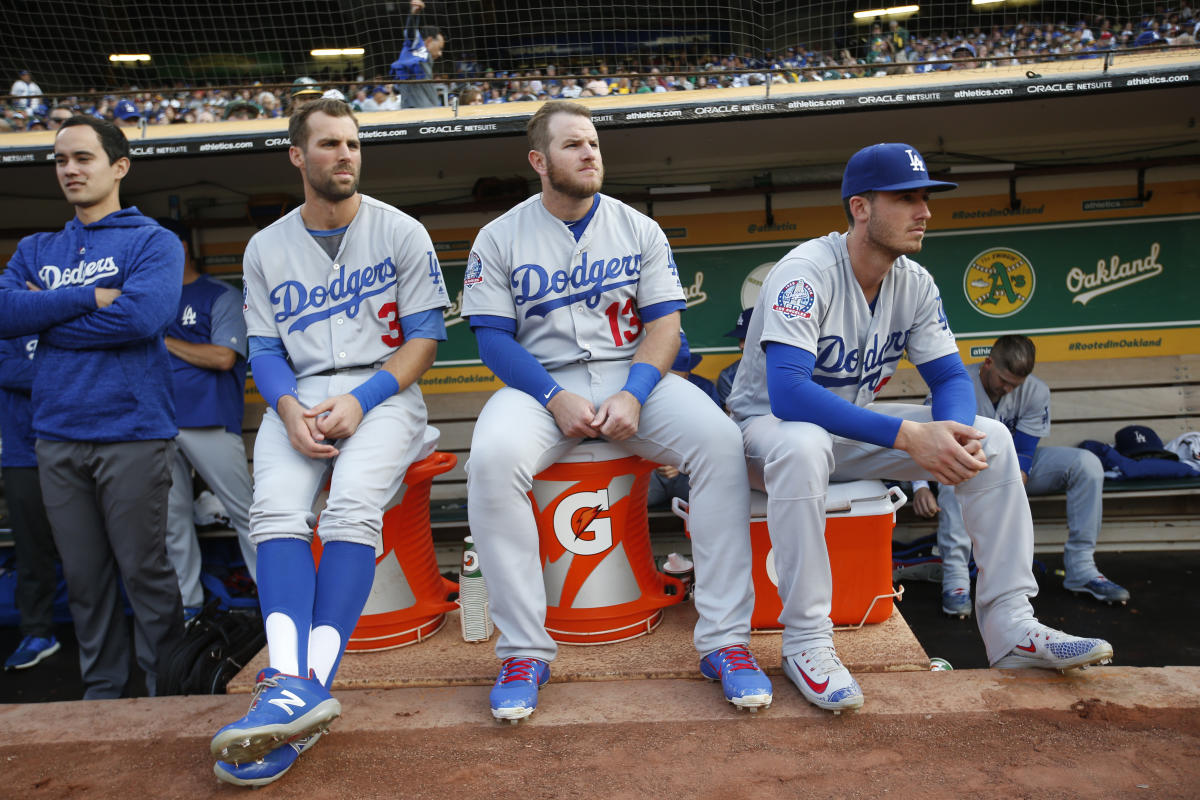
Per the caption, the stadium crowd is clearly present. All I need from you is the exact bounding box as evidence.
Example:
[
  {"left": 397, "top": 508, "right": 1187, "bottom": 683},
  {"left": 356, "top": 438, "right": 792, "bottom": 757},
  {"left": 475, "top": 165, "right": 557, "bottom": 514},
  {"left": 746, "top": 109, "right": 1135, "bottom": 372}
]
[{"left": 0, "top": 9, "right": 1195, "bottom": 131}]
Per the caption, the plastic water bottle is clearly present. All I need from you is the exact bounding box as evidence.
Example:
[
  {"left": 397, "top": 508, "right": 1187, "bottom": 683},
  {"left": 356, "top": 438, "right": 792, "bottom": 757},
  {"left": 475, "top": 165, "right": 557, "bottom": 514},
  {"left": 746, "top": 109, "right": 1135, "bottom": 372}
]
[{"left": 458, "top": 536, "right": 494, "bottom": 642}]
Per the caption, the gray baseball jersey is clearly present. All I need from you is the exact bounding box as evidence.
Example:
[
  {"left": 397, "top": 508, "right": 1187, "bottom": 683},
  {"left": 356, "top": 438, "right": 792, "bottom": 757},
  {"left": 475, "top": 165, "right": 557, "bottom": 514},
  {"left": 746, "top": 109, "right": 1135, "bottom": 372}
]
[
  {"left": 242, "top": 194, "right": 448, "bottom": 376},
  {"left": 463, "top": 192, "right": 758, "bottom": 665},
  {"left": 968, "top": 363, "right": 1051, "bottom": 437},
  {"left": 461, "top": 193, "right": 684, "bottom": 367},
  {"left": 728, "top": 231, "right": 958, "bottom": 421}
]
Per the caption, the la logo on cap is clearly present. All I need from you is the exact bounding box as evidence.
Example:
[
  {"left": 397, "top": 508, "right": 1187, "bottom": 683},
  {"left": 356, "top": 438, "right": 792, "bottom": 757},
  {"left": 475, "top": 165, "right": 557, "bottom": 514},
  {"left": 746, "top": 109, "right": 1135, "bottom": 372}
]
[{"left": 906, "top": 149, "right": 926, "bottom": 173}]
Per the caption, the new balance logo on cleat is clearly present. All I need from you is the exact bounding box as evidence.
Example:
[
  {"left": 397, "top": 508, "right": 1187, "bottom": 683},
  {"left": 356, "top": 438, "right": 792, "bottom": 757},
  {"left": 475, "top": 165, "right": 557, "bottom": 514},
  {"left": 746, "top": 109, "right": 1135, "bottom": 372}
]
[
  {"left": 210, "top": 670, "right": 341, "bottom": 764},
  {"left": 268, "top": 690, "right": 307, "bottom": 715}
]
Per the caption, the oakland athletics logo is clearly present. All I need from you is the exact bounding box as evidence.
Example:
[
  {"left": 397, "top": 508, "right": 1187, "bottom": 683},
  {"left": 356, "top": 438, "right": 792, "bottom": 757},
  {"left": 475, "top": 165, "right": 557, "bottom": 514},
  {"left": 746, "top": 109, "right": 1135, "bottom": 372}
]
[{"left": 963, "top": 247, "right": 1035, "bottom": 318}]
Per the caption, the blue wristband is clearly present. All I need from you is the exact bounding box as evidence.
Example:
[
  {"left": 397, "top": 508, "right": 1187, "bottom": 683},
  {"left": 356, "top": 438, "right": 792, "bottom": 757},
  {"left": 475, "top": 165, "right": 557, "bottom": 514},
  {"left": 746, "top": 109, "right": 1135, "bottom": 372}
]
[
  {"left": 621, "top": 362, "right": 662, "bottom": 405},
  {"left": 349, "top": 370, "right": 400, "bottom": 415}
]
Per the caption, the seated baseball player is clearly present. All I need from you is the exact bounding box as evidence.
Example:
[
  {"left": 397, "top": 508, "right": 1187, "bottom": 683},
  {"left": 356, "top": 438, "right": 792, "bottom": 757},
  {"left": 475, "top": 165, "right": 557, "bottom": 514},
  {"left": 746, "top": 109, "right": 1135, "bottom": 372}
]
[
  {"left": 726, "top": 143, "right": 1114, "bottom": 713},
  {"left": 464, "top": 100, "right": 770, "bottom": 721},
  {"left": 910, "top": 334, "right": 1129, "bottom": 618},
  {"left": 209, "top": 98, "right": 448, "bottom": 786}
]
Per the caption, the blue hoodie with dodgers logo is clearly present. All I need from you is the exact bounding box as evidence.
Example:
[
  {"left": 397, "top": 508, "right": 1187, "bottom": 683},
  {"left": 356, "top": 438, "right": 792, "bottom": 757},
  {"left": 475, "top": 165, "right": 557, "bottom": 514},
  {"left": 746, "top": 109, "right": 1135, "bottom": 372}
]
[{"left": 0, "top": 207, "right": 183, "bottom": 442}]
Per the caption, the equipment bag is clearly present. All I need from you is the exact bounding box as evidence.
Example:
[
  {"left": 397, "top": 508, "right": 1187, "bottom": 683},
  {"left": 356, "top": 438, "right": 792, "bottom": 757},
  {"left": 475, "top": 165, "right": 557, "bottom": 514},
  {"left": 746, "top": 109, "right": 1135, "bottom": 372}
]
[{"left": 157, "top": 600, "right": 265, "bottom": 695}]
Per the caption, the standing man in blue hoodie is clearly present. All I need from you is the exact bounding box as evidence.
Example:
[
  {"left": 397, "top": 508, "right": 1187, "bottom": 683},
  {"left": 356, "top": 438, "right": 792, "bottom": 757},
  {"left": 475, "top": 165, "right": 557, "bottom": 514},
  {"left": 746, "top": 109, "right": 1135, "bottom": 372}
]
[
  {"left": 0, "top": 115, "right": 185, "bottom": 699},
  {"left": 389, "top": 0, "right": 446, "bottom": 108}
]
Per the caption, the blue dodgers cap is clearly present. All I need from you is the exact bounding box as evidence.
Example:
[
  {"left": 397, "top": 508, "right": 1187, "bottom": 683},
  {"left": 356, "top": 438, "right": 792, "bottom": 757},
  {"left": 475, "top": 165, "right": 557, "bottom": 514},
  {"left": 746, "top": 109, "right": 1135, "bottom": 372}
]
[
  {"left": 1114, "top": 424, "right": 1178, "bottom": 461},
  {"left": 114, "top": 99, "right": 140, "bottom": 120},
  {"left": 725, "top": 307, "right": 753, "bottom": 339},
  {"left": 841, "top": 143, "right": 958, "bottom": 199}
]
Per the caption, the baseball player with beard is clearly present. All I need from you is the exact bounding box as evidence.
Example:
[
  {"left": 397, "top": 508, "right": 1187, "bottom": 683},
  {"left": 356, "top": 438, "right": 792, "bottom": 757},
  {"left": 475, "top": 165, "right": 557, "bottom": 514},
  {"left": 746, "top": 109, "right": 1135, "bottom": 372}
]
[
  {"left": 463, "top": 100, "right": 770, "bottom": 722},
  {"left": 727, "top": 143, "right": 1114, "bottom": 713},
  {"left": 210, "top": 97, "right": 448, "bottom": 786}
]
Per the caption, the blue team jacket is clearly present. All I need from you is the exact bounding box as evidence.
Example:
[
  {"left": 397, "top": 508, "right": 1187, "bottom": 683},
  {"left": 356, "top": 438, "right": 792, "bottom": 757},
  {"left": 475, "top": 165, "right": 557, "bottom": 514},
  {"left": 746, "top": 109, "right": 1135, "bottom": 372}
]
[{"left": 0, "top": 207, "right": 183, "bottom": 442}]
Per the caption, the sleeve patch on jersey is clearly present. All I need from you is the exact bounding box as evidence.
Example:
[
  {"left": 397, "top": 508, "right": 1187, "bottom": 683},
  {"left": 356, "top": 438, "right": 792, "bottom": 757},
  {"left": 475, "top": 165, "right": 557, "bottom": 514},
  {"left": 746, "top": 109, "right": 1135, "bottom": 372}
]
[
  {"left": 464, "top": 251, "right": 484, "bottom": 287},
  {"left": 772, "top": 278, "right": 815, "bottom": 320}
]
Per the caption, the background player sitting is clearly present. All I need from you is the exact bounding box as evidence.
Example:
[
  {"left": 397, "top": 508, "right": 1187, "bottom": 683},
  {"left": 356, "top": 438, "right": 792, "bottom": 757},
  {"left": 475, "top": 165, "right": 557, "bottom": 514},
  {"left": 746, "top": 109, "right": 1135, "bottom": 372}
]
[{"left": 911, "top": 334, "right": 1129, "bottom": 617}]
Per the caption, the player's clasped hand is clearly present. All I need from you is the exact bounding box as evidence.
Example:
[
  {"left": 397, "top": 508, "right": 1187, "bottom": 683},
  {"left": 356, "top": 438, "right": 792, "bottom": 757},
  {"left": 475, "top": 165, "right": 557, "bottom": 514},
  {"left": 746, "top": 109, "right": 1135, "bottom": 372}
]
[
  {"left": 546, "top": 390, "right": 600, "bottom": 439},
  {"left": 277, "top": 395, "right": 340, "bottom": 459},
  {"left": 896, "top": 419, "right": 988, "bottom": 486},
  {"left": 592, "top": 391, "right": 641, "bottom": 441},
  {"left": 306, "top": 394, "right": 365, "bottom": 441}
]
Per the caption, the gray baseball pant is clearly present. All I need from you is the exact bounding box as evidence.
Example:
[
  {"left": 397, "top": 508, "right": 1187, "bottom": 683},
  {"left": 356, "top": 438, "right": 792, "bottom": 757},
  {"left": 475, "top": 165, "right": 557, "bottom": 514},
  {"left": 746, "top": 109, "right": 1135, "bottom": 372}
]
[
  {"left": 166, "top": 426, "right": 257, "bottom": 607},
  {"left": 739, "top": 403, "right": 1040, "bottom": 666},
  {"left": 938, "top": 445, "right": 1106, "bottom": 592},
  {"left": 466, "top": 360, "right": 756, "bottom": 664}
]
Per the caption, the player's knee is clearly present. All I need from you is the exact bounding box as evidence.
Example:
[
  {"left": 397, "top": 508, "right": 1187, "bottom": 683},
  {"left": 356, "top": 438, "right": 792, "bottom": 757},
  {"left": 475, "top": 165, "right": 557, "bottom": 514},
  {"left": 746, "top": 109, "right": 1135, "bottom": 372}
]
[
  {"left": 974, "top": 416, "right": 1013, "bottom": 457},
  {"left": 1075, "top": 448, "right": 1105, "bottom": 482}
]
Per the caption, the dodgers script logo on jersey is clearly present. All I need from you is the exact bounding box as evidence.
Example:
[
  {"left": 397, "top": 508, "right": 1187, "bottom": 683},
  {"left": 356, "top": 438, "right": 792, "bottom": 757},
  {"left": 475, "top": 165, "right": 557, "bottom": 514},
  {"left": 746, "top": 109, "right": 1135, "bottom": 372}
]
[
  {"left": 511, "top": 249, "right": 645, "bottom": 319},
  {"left": 772, "top": 279, "right": 815, "bottom": 320},
  {"left": 270, "top": 256, "right": 397, "bottom": 333},
  {"left": 38, "top": 256, "right": 120, "bottom": 289},
  {"left": 814, "top": 329, "right": 911, "bottom": 393}
]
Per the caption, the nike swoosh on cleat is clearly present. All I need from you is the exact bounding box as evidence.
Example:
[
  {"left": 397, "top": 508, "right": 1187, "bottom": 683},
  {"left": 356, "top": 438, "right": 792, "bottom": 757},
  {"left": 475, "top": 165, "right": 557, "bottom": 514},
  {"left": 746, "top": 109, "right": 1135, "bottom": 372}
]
[
  {"left": 794, "top": 660, "right": 830, "bottom": 693},
  {"left": 1016, "top": 640, "right": 1037, "bottom": 653}
]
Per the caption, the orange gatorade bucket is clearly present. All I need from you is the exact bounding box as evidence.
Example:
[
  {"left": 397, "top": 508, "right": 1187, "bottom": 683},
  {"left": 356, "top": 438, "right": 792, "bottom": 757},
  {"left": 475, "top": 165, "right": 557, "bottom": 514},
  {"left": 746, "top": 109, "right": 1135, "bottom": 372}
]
[
  {"left": 674, "top": 480, "right": 904, "bottom": 630},
  {"left": 529, "top": 440, "right": 685, "bottom": 645},
  {"left": 313, "top": 450, "right": 459, "bottom": 651}
]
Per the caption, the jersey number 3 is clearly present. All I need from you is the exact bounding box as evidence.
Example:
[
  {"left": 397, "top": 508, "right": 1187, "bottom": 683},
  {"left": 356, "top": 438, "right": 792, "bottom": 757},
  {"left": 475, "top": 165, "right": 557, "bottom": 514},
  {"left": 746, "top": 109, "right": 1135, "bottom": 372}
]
[
  {"left": 604, "top": 299, "right": 643, "bottom": 347},
  {"left": 379, "top": 302, "right": 405, "bottom": 347}
]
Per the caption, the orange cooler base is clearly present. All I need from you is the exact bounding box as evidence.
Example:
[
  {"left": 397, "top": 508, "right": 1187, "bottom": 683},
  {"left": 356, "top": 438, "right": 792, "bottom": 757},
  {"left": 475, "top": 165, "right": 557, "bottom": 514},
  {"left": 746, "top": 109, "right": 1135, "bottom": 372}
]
[{"left": 749, "top": 510, "right": 897, "bottom": 630}]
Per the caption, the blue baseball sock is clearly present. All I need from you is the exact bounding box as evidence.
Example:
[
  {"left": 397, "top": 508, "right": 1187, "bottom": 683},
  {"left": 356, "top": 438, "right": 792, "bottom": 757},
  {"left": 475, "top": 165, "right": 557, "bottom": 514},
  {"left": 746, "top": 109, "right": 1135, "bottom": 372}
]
[
  {"left": 309, "top": 541, "right": 376, "bottom": 687},
  {"left": 256, "top": 538, "right": 317, "bottom": 679}
]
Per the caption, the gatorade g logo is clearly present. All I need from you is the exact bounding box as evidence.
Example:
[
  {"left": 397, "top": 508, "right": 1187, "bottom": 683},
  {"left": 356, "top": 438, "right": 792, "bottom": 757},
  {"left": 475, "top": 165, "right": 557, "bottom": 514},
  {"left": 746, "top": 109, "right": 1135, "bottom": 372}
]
[
  {"left": 552, "top": 489, "right": 614, "bottom": 556},
  {"left": 964, "top": 247, "right": 1035, "bottom": 318},
  {"left": 462, "top": 550, "right": 479, "bottom": 573}
]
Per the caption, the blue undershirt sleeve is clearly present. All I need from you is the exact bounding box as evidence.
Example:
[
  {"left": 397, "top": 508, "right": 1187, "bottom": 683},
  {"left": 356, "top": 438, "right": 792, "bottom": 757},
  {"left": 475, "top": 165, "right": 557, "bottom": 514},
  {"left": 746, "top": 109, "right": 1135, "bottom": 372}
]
[
  {"left": 765, "top": 342, "right": 902, "bottom": 448},
  {"left": 248, "top": 335, "right": 298, "bottom": 411},
  {"left": 638, "top": 299, "right": 686, "bottom": 323},
  {"left": 470, "top": 316, "right": 563, "bottom": 406},
  {"left": 916, "top": 353, "right": 976, "bottom": 425},
  {"left": 398, "top": 308, "right": 448, "bottom": 342},
  {"left": 1012, "top": 431, "right": 1039, "bottom": 474}
]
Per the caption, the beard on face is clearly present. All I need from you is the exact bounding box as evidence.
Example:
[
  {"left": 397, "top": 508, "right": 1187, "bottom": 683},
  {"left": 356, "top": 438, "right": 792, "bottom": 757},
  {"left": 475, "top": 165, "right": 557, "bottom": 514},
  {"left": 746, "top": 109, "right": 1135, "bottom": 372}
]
[
  {"left": 545, "top": 151, "right": 603, "bottom": 199},
  {"left": 307, "top": 159, "right": 359, "bottom": 202},
  {"left": 864, "top": 209, "right": 923, "bottom": 258}
]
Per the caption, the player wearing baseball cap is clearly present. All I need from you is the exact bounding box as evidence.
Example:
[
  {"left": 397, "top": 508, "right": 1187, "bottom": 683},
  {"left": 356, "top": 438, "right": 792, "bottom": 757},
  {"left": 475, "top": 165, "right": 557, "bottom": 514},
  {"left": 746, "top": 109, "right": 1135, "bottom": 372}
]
[
  {"left": 463, "top": 100, "right": 770, "bottom": 721},
  {"left": 209, "top": 97, "right": 448, "bottom": 785},
  {"left": 728, "top": 143, "right": 1113, "bottom": 712}
]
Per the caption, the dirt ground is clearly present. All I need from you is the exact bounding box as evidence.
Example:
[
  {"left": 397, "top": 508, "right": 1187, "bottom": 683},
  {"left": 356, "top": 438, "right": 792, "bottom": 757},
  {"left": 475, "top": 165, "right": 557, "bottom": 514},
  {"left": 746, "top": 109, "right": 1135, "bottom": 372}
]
[{"left": 4, "top": 690, "right": 1199, "bottom": 799}]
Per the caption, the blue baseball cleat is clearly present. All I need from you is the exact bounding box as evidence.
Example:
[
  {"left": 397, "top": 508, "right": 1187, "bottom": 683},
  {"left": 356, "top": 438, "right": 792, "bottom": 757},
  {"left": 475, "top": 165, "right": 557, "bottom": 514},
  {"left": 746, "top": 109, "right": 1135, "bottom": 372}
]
[
  {"left": 941, "top": 587, "right": 972, "bottom": 619},
  {"left": 1071, "top": 576, "right": 1131, "bottom": 606},
  {"left": 489, "top": 657, "right": 550, "bottom": 723},
  {"left": 213, "top": 732, "right": 321, "bottom": 787},
  {"left": 700, "top": 644, "right": 773, "bottom": 711},
  {"left": 210, "top": 668, "right": 341, "bottom": 764}
]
